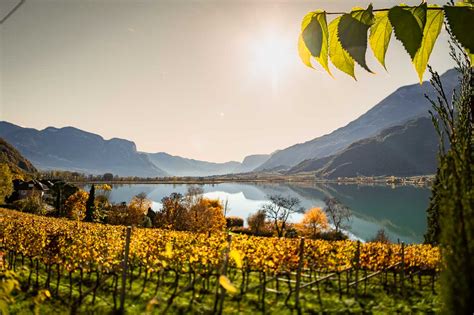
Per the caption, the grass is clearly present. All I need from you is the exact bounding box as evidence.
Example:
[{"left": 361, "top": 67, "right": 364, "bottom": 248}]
[{"left": 4, "top": 253, "right": 441, "bottom": 314}]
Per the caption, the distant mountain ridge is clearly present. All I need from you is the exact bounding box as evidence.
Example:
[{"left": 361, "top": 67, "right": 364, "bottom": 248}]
[
  {"left": 0, "top": 121, "right": 270, "bottom": 177},
  {"left": 145, "top": 152, "right": 270, "bottom": 177},
  {"left": 0, "top": 122, "right": 167, "bottom": 177},
  {"left": 288, "top": 117, "right": 439, "bottom": 178},
  {"left": 257, "top": 69, "right": 458, "bottom": 171}
]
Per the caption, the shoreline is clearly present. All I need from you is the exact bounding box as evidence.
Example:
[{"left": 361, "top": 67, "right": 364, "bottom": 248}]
[{"left": 69, "top": 174, "right": 434, "bottom": 188}]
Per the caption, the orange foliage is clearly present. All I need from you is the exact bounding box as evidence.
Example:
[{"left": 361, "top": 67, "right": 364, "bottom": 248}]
[{"left": 298, "top": 207, "right": 329, "bottom": 239}]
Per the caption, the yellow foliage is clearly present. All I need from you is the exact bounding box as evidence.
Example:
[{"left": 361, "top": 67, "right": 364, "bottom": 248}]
[
  {"left": 64, "top": 190, "right": 89, "bottom": 220},
  {"left": 187, "top": 198, "right": 226, "bottom": 233},
  {"left": 299, "top": 207, "right": 329, "bottom": 239}
]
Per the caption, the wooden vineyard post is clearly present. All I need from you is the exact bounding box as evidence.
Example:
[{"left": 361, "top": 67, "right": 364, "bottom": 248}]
[
  {"left": 401, "top": 242, "right": 405, "bottom": 296},
  {"left": 217, "top": 234, "right": 232, "bottom": 315},
  {"left": 354, "top": 240, "right": 360, "bottom": 299},
  {"left": 295, "top": 237, "right": 305, "bottom": 314},
  {"left": 119, "top": 226, "right": 132, "bottom": 314}
]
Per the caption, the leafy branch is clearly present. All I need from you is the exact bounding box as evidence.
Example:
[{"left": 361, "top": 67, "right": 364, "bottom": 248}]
[{"left": 299, "top": 2, "right": 473, "bottom": 82}]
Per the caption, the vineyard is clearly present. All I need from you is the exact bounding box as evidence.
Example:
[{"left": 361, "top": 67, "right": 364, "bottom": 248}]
[{"left": 1, "top": 208, "right": 441, "bottom": 313}]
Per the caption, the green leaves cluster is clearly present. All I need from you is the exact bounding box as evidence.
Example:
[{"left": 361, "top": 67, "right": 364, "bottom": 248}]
[{"left": 299, "top": 2, "right": 473, "bottom": 82}]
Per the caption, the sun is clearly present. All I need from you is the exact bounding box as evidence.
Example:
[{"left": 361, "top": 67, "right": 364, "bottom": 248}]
[{"left": 250, "top": 29, "right": 294, "bottom": 90}]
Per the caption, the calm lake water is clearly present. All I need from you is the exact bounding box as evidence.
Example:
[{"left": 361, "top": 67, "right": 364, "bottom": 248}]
[{"left": 90, "top": 182, "right": 431, "bottom": 244}]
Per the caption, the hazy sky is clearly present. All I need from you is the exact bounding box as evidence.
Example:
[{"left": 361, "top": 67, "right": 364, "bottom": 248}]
[{"left": 1, "top": 0, "right": 453, "bottom": 162}]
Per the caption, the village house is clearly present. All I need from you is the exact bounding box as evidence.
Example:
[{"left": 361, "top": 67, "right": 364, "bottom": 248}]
[{"left": 12, "top": 179, "right": 51, "bottom": 200}]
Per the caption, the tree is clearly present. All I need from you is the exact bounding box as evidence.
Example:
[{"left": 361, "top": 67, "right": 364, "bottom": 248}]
[
  {"left": 247, "top": 210, "right": 267, "bottom": 235},
  {"left": 424, "top": 168, "right": 441, "bottom": 245},
  {"left": 0, "top": 164, "right": 13, "bottom": 204},
  {"left": 425, "top": 43, "right": 473, "bottom": 314},
  {"left": 128, "top": 193, "right": 151, "bottom": 226},
  {"left": 187, "top": 198, "right": 226, "bottom": 233},
  {"left": 103, "top": 173, "right": 114, "bottom": 181},
  {"left": 262, "top": 194, "right": 304, "bottom": 237},
  {"left": 324, "top": 197, "right": 351, "bottom": 234},
  {"left": 146, "top": 207, "right": 157, "bottom": 227},
  {"left": 84, "top": 184, "right": 96, "bottom": 222},
  {"left": 298, "top": 207, "right": 329, "bottom": 239},
  {"left": 299, "top": 3, "right": 473, "bottom": 82},
  {"left": 157, "top": 193, "right": 188, "bottom": 230},
  {"left": 65, "top": 190, "right": 89, "bottom": 220}
]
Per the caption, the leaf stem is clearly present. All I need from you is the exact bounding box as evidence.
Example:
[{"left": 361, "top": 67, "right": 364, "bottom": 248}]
[{"left": 324, "top": 7, "right": 444, "bottom": 16}]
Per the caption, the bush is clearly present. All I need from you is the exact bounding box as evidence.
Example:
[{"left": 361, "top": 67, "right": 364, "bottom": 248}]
[
  {"left": 229, "top": 226, "right": 273, "bottom": 237},
  {"left": 226, "top": 216, "right": 244, "bottom": 228},
  {"left": 315, "top": 230, "right": 349, "bottom": 241},
  {"left": 370, "top": 229, "right": 391, "bottom": 244},
  {"left": 13, "top": 196, "right": 45, "bottom": 215}
]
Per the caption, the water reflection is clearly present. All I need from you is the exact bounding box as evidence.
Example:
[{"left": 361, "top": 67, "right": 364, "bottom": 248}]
[{"left": 89, "top": 182, "right": 430, "bottom": 244}]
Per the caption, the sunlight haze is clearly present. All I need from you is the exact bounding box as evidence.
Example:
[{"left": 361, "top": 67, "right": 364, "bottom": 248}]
[{"left": 1, "top": 0, "right": 452, "bottom": 162}]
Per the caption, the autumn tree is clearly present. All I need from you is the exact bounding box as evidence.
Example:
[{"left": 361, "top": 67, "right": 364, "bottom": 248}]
[
  {"left": 324, "top": 197, "right": 351, "bottom": 234},
  {"left": 298, "top": 207, "right": 329, "bottom": 239},
  {"left": 187, "top": 198, "right": 226, "bottom": 233},
  {"left": 248, "top": 210, "right": 267, "bottom": 235},
  {"left": 0, "top": 164, "right": 13, "bottom": 204},
  {"left": 65, "top": 190, "right": 89, "bottom": 220},
  {"left": 156, "top": 193, "right": 188, "bottom": 230},
  {"left": 128, "top": 193, "right": 152, "bottom": 226},
  {"left": 262, "top": 194, "right": 304, "bottom": 237}
]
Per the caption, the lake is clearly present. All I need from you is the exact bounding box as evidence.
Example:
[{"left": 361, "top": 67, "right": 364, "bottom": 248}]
[{"left": 89, "top": 182, "right": 431, "bottom": 244}]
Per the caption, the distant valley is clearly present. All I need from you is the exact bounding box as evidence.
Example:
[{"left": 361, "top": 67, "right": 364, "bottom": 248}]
[{"left": 0, "top": 69, "right": 455, "bottom": 178}]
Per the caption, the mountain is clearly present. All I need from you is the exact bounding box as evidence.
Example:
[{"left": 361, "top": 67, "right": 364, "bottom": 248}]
[
  {"left": 288, "top": 117, "right": 439, "bottom": 178},
  {"left": 0, "top": 121, "right": 270, "bottom": 177},
  {"left": 0, "top": 137, "right": 38, "bottom": 176},
  {"left": 145, "top": 152, "right": 270, "bottom": 176},
  {"left": 257, "top": 69, "right": 458, "bottom": 171},
  {"left": 240, "top": 154, "right": 271, "bottom": 172},
  {"left": 0, "top": 122, "right": 167, "bottom": 177}
]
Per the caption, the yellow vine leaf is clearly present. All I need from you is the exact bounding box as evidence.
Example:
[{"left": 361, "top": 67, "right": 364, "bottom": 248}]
[
  {"left": 314, "top": 12, "right": 331, "bottom": 76},
  {"left": 369, "top": 11, "right": 392, "bottom": 70},
  {"left": 298, "top": 34, "right": 313, "bottom": 68},
  {"left": 229, "top": 249, "right": 243, "bottom": 268},
  {"left": 219, "top": 275, "right": 237, "bottom": 293},
  {"left": 165, "top": 242, "right": 173, "bottom": 257},
  {"left": 329, "top": 16, "right": 355, "bottom": 79},
  {"left": 413, "top": 6, "right": 444, "bottom": 83}
]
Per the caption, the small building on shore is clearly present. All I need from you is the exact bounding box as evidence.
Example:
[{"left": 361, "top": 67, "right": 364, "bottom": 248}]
[{"left": 13, "top": 179, "right": 50, "bottom": 200}]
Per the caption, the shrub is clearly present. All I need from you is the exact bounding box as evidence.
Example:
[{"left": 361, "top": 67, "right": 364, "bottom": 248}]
[
  {"left": 226, "top": 216, "right": 244, "bottom": 228},
  {"left": 13, "top": 196, "right": 45, "bottom": 215},
  {"left": 370, "top": 229, "right": 391, "bottom": 244}
]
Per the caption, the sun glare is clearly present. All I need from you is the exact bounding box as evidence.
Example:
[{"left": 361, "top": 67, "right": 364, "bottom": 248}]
[{"left": 250, "top": 29, "right": 294, "bottom": 91}]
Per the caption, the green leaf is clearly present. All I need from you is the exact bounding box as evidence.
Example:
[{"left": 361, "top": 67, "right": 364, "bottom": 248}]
[
  {"left": 314, "top": 12, "right": 331, "bottom": 75},
  {"left": 369, "top": 11, "right": 392, "bottom": 69},
  {"left": 302, "top": 15, "right": 323, "bottom": 58},
  {"left": 329, "top": 16, "right": 355, "bottom": 79},
  {"left": 298, "top": 34, "right": 313, "bottom": 68},
  {"left": 389, "top": 4, "right": 427, "bottom": 59},
  {"left": 444, "top": 5, "right": 474, "bottom": 53},
  {"left": 338, "top": 5, "right": 374, "bottom": 73},
  {"left": 413, "top": 6, "right": 444, "bottom": 83},
  {"left": 301, "top": 12, "right": 331, "bottom": 75}
]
